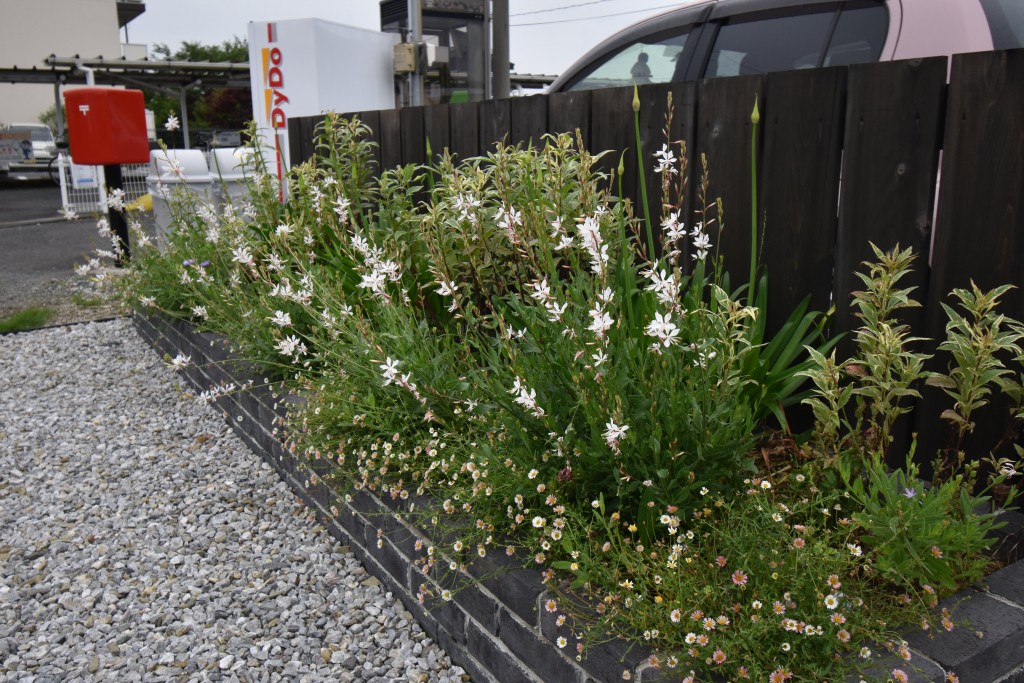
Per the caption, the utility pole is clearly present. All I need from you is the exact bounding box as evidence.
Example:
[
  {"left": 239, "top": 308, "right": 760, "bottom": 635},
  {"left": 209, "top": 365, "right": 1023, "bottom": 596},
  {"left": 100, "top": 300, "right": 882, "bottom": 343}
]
[
  {"left": 492, "top": 0, "right": 510, "bottom": 99},
  {"left": 409, "top": 0, "right": 423, "bottom": 106}
]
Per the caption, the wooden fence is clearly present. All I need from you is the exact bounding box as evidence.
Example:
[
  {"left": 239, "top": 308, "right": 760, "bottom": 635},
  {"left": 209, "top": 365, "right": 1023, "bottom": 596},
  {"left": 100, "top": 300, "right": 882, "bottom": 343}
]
[{"left": 289, "top": 49, "right": 1024, "bottom": 466}]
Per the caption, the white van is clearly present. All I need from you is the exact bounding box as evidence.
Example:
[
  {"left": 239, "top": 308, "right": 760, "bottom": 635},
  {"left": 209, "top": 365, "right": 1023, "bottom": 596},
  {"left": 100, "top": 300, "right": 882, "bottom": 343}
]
[{"left": 0, "top": 123, "right": 57, "bottom": 174}]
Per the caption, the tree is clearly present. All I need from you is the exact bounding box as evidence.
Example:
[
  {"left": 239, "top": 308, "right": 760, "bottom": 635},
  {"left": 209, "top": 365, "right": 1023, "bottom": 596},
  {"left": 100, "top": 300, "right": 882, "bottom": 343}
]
[
  {"left": 38, "top": 105, "right": 63, "bottom": 134},
  {"left": 148, "top": 37, "right": 251, "bottom": 146}
]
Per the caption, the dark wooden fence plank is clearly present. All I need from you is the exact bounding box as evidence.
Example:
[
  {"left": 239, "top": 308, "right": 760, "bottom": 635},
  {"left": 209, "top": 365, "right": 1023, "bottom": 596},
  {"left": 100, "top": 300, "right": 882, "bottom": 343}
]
[
  {"left": 548, "top": 90, "right": 592, "bottom": 150},
  {"left": 479, "top": 98, "right": 511, "bottom": 152},
  {"left": 833, "top": 57, "right": 947, "bottom": 357},
  {"left": 758, "top": 67, "right": 846, "bottom": 336},
  {"left": 424, "top": 104, "right": 451, "bottom": 165},
  {"left": 913, "top": 49, "right": 1024, "bottom": 467},
  {"left": 509, "top": 95, "right": 548, "bottom": 148},
  {"left": 589, "top": 86, "right": 638, "bottom": 207},
  {"left": 635, "top": 82, "right": 696, "bottom": 261},
  {"left": 378, "top": 109, "right": 402, "bottom": 171},
  {"left": 288, "top": 115, "right": 321, "bottom": 166},
  {"left": 354, "top": 110, "right": 383, "bottom": 178},
  {"left": 449, "top": 102, "right": 481, "bottom": 162},
  {"left": 287, "top": 118, "right": 306, "bottom": 167},
  {"left": 399, "top": 106, "right": 427, "bottom": 167},
  {"left": 694, "top": 74, "right": 765, "bottom": 286}
]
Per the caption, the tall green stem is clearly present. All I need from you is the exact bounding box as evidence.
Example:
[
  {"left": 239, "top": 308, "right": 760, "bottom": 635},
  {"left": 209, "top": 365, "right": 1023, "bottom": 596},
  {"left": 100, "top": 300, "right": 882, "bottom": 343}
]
[
  {"left": 749, "top": 95, "right": 760, "bottom": 302},
  {"left": 632, "top": 86, "right": 655, "bottom": 260}
]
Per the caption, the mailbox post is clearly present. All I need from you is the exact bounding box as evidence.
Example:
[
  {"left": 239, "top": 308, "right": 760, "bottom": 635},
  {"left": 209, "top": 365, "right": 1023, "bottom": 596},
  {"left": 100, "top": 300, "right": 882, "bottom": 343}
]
[{"left": 64, "top": 88, "right": 150, "bottom": 264}]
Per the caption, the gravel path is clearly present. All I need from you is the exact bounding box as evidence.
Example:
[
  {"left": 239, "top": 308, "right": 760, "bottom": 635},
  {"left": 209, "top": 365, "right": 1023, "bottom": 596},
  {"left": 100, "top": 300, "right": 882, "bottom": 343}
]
[{"left": 0, "top": 318, "right": 467, "bottom": 683}]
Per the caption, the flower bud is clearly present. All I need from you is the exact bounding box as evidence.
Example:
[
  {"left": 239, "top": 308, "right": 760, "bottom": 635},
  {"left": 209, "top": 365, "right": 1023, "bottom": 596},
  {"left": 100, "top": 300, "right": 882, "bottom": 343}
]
[{"left": 751, "top": 96, "right": 760, "bottom": 125}]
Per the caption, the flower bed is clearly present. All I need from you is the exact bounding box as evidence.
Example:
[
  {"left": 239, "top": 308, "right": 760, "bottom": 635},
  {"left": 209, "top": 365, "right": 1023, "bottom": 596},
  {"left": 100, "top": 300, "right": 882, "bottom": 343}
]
[
  {"left": 133, "top": 310, "right": 1024, "bottom": 683},
  {"left": 111, "top": 106, "right": 1024, "bottom": 682}
]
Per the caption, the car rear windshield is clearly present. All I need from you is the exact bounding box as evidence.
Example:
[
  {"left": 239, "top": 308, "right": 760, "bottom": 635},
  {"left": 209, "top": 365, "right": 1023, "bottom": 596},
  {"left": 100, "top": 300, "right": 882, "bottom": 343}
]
[
  {"left": 980, "top": 0, "right": 1024, "bottom": 49},
  {"left": 566, "top": 27, "right": 692, "bottom": 91}
]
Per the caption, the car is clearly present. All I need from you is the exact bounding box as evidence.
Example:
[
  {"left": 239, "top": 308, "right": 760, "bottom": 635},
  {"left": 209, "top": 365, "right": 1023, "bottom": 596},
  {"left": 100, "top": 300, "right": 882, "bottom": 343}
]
[
  {"left": 547, "top": 0, "right": 1024, "bottom": 93},
  {"left": 3, "top": 123, "right": 57, "bottom": 164}
]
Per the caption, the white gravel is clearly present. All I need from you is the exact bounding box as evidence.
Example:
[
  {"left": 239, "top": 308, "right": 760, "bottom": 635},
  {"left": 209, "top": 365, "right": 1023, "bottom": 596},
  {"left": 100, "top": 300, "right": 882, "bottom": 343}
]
[{"left": 0, "top": 318, "right": 467, "bottom": 683}]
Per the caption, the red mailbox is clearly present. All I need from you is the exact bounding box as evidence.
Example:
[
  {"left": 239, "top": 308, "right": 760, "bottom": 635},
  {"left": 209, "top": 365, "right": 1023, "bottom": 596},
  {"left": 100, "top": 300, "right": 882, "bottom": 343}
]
[{"left": 64, "top": 87, "right": 150, "bottom": 165}]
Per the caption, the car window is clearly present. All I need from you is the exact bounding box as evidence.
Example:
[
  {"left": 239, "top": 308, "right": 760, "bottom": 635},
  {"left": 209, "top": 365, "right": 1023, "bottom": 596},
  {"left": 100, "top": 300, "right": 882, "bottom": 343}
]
[
  {"left": 10, "top": 126, "right": 54, "bottom": 143},
  {"left": 823, "top": 2, "right": 888, "bottom": 67},
  {"left": 704, "top": 6, "right": 837, "bottom": 78},
  {"left": 566, "top": 28, "right": 691, "bottom": 92},
  {"left": 980, "top": 0, "right": 1024, "bottom": 49}
]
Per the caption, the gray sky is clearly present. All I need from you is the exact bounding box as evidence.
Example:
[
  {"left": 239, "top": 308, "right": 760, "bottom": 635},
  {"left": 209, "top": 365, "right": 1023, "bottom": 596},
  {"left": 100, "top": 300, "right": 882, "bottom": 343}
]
[{"left": 124, "top": 0, "right": 680, "bottom": 77}]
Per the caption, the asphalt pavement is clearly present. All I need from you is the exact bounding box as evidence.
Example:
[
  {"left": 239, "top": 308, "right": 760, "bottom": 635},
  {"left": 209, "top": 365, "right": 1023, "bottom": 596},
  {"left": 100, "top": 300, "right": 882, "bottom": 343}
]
[{"left": 0, "top": 176, "right": 101, "bottom": 316}]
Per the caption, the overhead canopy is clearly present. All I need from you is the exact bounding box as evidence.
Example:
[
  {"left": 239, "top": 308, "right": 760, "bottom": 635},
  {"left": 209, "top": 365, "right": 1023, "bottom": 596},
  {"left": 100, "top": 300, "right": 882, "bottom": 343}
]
[{"left": 0, "top": 56, "right": 251, "bottom": 94}]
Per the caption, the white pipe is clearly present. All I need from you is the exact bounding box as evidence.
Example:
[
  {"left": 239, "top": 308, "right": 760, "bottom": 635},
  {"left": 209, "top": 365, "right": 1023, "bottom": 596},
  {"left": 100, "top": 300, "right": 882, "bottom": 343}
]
[{"left": 75, "top": 60, "right": 96, "bottom": 87}]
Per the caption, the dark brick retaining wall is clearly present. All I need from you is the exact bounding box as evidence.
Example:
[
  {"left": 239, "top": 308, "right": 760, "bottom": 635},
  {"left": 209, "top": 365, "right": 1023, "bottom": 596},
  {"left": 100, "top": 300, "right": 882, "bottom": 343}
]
[{"left": 133, "top": 312, "right": 1024, "bottom": 683}]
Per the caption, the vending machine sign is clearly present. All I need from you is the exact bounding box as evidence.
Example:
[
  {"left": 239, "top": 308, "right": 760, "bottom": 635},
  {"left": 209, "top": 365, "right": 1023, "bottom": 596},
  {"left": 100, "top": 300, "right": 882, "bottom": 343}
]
[{"left": 248, "top": 18, "right": 398, "bottom": 198}]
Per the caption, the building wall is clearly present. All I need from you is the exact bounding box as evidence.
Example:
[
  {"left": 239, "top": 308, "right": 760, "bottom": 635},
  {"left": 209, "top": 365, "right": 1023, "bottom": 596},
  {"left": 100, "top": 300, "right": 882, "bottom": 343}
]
[{"left": 0, "top": 0, "right": 122, "bottom": 126}]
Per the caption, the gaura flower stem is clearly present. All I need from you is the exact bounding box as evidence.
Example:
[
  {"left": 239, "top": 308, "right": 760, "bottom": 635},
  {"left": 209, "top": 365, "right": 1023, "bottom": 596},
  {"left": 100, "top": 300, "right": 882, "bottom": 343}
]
[
  {"left": 749, "top": 95, "right": 760, "bottom": 302},
  {"left": 633, "top": 85, "right": 655, "bottom": 260}
]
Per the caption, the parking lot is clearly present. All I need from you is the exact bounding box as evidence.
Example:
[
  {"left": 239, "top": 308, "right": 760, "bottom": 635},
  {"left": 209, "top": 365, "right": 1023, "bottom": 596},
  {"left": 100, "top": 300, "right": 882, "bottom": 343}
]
[{"left": 0, "top": 176, "right": 117, "bottom": 321}]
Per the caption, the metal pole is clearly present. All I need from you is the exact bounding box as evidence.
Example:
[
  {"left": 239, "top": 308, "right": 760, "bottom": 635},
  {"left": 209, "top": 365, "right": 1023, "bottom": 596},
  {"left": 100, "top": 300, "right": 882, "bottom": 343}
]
[
  {"left": 484, "top": 0, "right": 492, "bottom": 100},
  {"left": 408, "top": 0, "right": 423, "bottom": 106},
  {"left": 53, "top": 79, "right": 65, "bottom": 139},
  {"left": 179, "top": 87, "right": 190, "bottom": 149},
  {"left": 103, "top": 163, "right": 131, "bottom": 264},
  {"left": 492, "top": 0, "right": 510, "bottom": 99}
]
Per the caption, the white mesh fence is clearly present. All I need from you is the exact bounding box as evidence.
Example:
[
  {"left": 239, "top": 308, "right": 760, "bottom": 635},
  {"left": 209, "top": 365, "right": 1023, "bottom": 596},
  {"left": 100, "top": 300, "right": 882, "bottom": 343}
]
[{"left": 56, "top": 153, "right": 149, "bottom": 217}]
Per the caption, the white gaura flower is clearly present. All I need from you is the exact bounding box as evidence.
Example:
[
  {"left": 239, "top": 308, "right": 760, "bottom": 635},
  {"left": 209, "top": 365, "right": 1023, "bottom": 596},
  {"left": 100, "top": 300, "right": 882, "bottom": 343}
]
[
  {"left": 106, "top": 188, "right": 126, "bottom": 211},
  {"left": 269, "top": 310, "right": 291, "bottom": 327},
  {"left": 661, "top": 210, "right": 686, "bottom": 243},
  {"left": 553, "top": 235, "right": 574, "bottom": 251},
  {"left": 231, "top": 245, "right": 254, "bottom": 267},
  {"left": 692, "top": 226, "right": 712, "bottom": 261},
  {"left": 436, "top": 280, "right": 458, "bottom": 297},
  {"left": 529, "top": 278, "right": 551, "bottom": 302},
  {"left": 548, "top": 216, "right": 564, "bottom": 238},
  {"left": 603, "top": 420, "right": 629, "bottom": 452},
  {"left": 264, "top": 252, "right": 285, "bottom": 272},
  {"left": 653, "top": 144, "right": 678, "bottom": 175},
  {"left": 508, "top": 377, "right": 545, "bottom": 418},
  {"left": 334, "top": 197, "right": 351, "bottom": 224},
  {"left": 646, "top": 311, "right": 680, "bottom": 347},
  {"left": 591, "top": 350, "right": 608, "bottom": 367},
  {"left": 545, "top": 302, "right": 568, "bottom": 323},
  {"left": 453, "top": 193, "right": 480, "bottom": 222},
  {"left": 587, "top": 305, "right": 613, "bottom": 340},
  {"left": 495, "top": 204, "right": 523, "bottom": 242},
  {"left": 275, "top": 223, "right": 292, "bottom": 237},
  {"left": 644, "top": 268, "right": 680, "bottom": 306},
  {"left": 191, "top": 305, "right": 208, "bottom": 320},
  {"left": 380, "top": 357, "right": 401, "bottom": 386},
  {"left": 164, "top": 114, "right": 180, "bottom": 132},
  {"left": 168, "top": 353, "right": 191, "bottom": 370},
  {"left": 358, "top": 270, "right": 388, "bottom": 296},
  {"left": 275, "top": 335, "right": 305, "bottom": 357}
]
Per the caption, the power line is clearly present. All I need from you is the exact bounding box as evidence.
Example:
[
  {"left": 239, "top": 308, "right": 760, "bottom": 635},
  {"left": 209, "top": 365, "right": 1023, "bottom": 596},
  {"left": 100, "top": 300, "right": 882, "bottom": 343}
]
[
  {"left": 510, "top": 3, "right": 682, "bottom": 27},
  {"left": 510, "top": 0, "right": 616, "bottom": 18}
]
